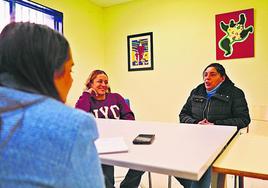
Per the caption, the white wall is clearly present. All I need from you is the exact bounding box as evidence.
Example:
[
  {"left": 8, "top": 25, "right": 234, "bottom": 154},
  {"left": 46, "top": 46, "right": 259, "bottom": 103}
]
[
  {"left": 35, "top": 0, "right": 268, "bottom": 123},
  {"left": 103, "top": 0, "right": 268, "bottom": 122}
]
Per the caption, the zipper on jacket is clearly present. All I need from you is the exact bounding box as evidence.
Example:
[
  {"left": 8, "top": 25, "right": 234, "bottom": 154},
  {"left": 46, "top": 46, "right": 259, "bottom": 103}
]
[
  {"left": 202, "top": 99, "right": 209, "bottom": 119},
  {"left": 206, "top": 100, "right": 211, "bottom": 120},
  {"left": 202, "top": 99, "right": 212, "bottom": 120}
]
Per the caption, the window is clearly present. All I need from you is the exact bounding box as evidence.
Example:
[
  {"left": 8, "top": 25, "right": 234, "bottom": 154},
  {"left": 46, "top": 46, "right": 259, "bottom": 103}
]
[
  {"left": 0, "top": 0, "right": 63, "bottom": 33},
  {"left": 0, "top": 0, "right": 10, "bottom": 31}
]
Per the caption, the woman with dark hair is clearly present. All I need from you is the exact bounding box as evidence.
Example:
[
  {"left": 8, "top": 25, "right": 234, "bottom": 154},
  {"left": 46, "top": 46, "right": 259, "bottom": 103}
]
[
  {"left": 176, "top": 63, "right": 250, "bottom": 188},
  {"left": 179, "top": 63, "right": 250, "bottom": 128},
  {"left": 76, "top": 69, "right": 144, "bottom": 188},
  {"left": 0, "top": 22, "right": 104, "bottom": 188}
]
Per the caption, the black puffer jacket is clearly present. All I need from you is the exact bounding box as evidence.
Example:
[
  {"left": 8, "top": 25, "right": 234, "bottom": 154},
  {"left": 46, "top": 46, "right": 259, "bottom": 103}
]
[{"left": 179, "top": 79, "right": 250, "bottom": 130}]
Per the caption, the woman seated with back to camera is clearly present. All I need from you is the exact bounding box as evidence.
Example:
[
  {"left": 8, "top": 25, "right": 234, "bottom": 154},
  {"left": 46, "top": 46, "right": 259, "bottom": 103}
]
[
  {"left": 0, "top": 22, "right": 104, "bottom": 188},
  {"left": 176, "top": 63, "right": 250, "bottom": 188}
]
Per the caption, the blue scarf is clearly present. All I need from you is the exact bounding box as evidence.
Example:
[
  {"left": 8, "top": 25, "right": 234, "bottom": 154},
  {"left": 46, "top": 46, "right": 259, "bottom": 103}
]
[{"left": 206, "top": 81, "right": 223, "bottom": 100}]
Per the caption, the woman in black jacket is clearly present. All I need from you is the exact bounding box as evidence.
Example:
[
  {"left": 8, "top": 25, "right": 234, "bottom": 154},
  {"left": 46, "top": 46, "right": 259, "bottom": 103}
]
[
  {"left": 180, "top": 63, "right": 250, "bottom": 129},
  {"left": 176, "top": 63, "right": 250, "bottom": 188}
]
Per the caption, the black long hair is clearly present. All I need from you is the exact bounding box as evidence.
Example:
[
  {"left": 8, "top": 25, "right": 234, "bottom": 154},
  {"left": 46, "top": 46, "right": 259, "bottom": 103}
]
[
  {"left": 203, "top": 63, "right": 230, "bottom": 81},
  {"left": 0, "top": 22, "right": 70, "bottom": 149},
  {"left": 0, "top": 22, "right": 70, "bottom": 100}
]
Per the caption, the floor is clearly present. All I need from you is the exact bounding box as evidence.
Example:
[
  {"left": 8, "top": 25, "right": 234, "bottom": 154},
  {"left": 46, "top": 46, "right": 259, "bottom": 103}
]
[{"left": 114, "top": 167, "right": 268, "bottom": 188}]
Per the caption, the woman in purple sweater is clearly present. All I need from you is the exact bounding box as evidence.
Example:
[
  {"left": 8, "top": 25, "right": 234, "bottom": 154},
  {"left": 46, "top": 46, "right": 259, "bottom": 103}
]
[{"left": 75, "top": 70, "right": 144, "bottom": 188}]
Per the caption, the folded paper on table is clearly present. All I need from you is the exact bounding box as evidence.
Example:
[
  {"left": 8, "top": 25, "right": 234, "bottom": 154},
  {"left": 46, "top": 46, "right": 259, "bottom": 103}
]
[{"left": 95, "top": 137, "right": 128, "bottom": 154}]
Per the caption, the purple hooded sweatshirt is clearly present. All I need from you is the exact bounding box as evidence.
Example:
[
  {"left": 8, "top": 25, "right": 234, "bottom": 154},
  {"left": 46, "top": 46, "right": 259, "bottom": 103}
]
[{"left": 75, "top": 92, "right": 135, "bottom": 120}]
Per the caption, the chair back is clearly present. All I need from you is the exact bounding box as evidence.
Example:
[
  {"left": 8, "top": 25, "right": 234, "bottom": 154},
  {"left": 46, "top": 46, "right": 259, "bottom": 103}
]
[
  {"left": 124, "top": 99, "right": 130, "bottom": 107},
  {"left": 248, "top": 105, "right": 268, "bottom": 136}
]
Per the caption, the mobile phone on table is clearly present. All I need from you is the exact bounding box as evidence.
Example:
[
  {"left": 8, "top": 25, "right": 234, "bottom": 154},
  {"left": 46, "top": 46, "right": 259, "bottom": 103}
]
[{"left": 132, "top": 134, "right": 155, "bottom": 144}]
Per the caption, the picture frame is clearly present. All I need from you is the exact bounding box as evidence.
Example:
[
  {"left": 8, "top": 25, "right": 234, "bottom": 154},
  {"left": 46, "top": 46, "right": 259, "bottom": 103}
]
[
  {"left": 127, "top": 32, "right": 154, "bottom": 71},
  {"left": 215, "top": 8, "right": 254, "bottom": 60}
]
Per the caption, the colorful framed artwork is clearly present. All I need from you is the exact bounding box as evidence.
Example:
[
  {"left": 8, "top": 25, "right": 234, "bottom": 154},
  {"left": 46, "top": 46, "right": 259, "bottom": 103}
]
[
  {"left": 215, "top": 8, "right": 254, "bottom": 60},
  {"left": 127, "top": 32, "right": 154, "bottom": 71}
]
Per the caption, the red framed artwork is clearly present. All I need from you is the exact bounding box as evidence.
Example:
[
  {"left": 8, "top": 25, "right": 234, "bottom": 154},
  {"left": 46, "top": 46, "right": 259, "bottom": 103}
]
[{"left": 215, "top": 8, "right": 254, "bottom": 60}]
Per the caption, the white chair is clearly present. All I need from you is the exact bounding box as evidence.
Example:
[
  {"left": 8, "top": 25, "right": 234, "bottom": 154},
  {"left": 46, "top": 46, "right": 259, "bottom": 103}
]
[
  {"left": 248, "top": 105, "right": 268, "bottom": 136},
  {"left": 233, "top": 105, "right": 268, "bottom": 188}
]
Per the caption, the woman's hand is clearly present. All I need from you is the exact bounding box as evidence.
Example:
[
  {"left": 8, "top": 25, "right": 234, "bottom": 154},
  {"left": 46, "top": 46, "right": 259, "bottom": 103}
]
[
  {"left": 85, "top": 88, "right": 98, "bottom": 96},
  {"left": 198, "top": 119, "right": 214, "bottom": 125}
]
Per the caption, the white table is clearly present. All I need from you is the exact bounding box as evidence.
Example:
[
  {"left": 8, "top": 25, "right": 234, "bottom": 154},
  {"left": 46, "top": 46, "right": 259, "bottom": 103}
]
[
  {"left": 213, "top": 133, "right": 268, "bottom": 188},
  {"left": 96, "top": 118, "right": 236, "bottom": 182}
]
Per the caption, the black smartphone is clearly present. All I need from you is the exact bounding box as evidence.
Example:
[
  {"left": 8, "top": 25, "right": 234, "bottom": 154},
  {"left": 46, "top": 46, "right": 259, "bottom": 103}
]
[{"left": 132, "top": 134, "right": 155, "bottom": 145}]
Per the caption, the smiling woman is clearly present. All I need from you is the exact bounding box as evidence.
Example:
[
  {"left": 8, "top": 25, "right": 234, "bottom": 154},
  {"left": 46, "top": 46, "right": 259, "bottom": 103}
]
[
  {"left": 75, "top": 69, "right": 145, "bottom": 188},
  {"left": 84, "top": 70, "right": 109, "bottom": 100},
  {"left": 75, "top": 69, "right": 135, "bottom": 119}
]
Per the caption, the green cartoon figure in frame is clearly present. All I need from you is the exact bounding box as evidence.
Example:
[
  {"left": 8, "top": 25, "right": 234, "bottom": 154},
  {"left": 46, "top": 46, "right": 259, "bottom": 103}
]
[{"left": 219, "top": 13, "right": 254, "bottom": 57}]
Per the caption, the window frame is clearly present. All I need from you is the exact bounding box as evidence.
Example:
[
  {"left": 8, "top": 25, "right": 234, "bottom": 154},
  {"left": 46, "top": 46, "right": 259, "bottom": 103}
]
[{"left": 2, "top": 0, "right": 63, "bottom": 33}]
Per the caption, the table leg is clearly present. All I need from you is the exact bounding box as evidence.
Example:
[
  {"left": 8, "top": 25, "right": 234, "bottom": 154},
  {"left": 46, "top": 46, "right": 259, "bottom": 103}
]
[
  {"left": 217, "top": 173, "right": 226, "bottom": 188},
  {"left": 168, "top": 175, "right": 172, "bottom": 188},
  {"left": 148, "top": 172, "right": 152, "bottom": 188},
  {"left": 211, "top": 171, "right": 218, "bottom": 188},
  {"left": 239, "top": 176, "right": 244, "bottom": 188}
]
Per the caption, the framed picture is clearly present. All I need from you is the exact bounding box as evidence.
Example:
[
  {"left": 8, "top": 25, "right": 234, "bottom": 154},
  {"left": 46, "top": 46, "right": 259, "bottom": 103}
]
[
  {"left": 215, "top": 8, "right": 254, "bottom": 60},
  {"left": 127, "top": 32, "right": 154, "bottom": 71}
]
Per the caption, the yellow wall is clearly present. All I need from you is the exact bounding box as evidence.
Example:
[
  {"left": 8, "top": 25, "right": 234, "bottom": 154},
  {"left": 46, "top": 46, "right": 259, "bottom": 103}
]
[
  {"left": 103, "top": 0, "right": 268, "bottom": 122},
  {"left": 35, "top": 0, "right": 105, "bottom": 106},
  {"left": 36, "top": 0, "right": 268, "bottom": 123}
]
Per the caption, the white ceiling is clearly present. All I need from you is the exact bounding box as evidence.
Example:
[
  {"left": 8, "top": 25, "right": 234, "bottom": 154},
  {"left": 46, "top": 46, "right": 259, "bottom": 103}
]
[{"left": 89, "top": 0, "right": 133, "bottom": 7}]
